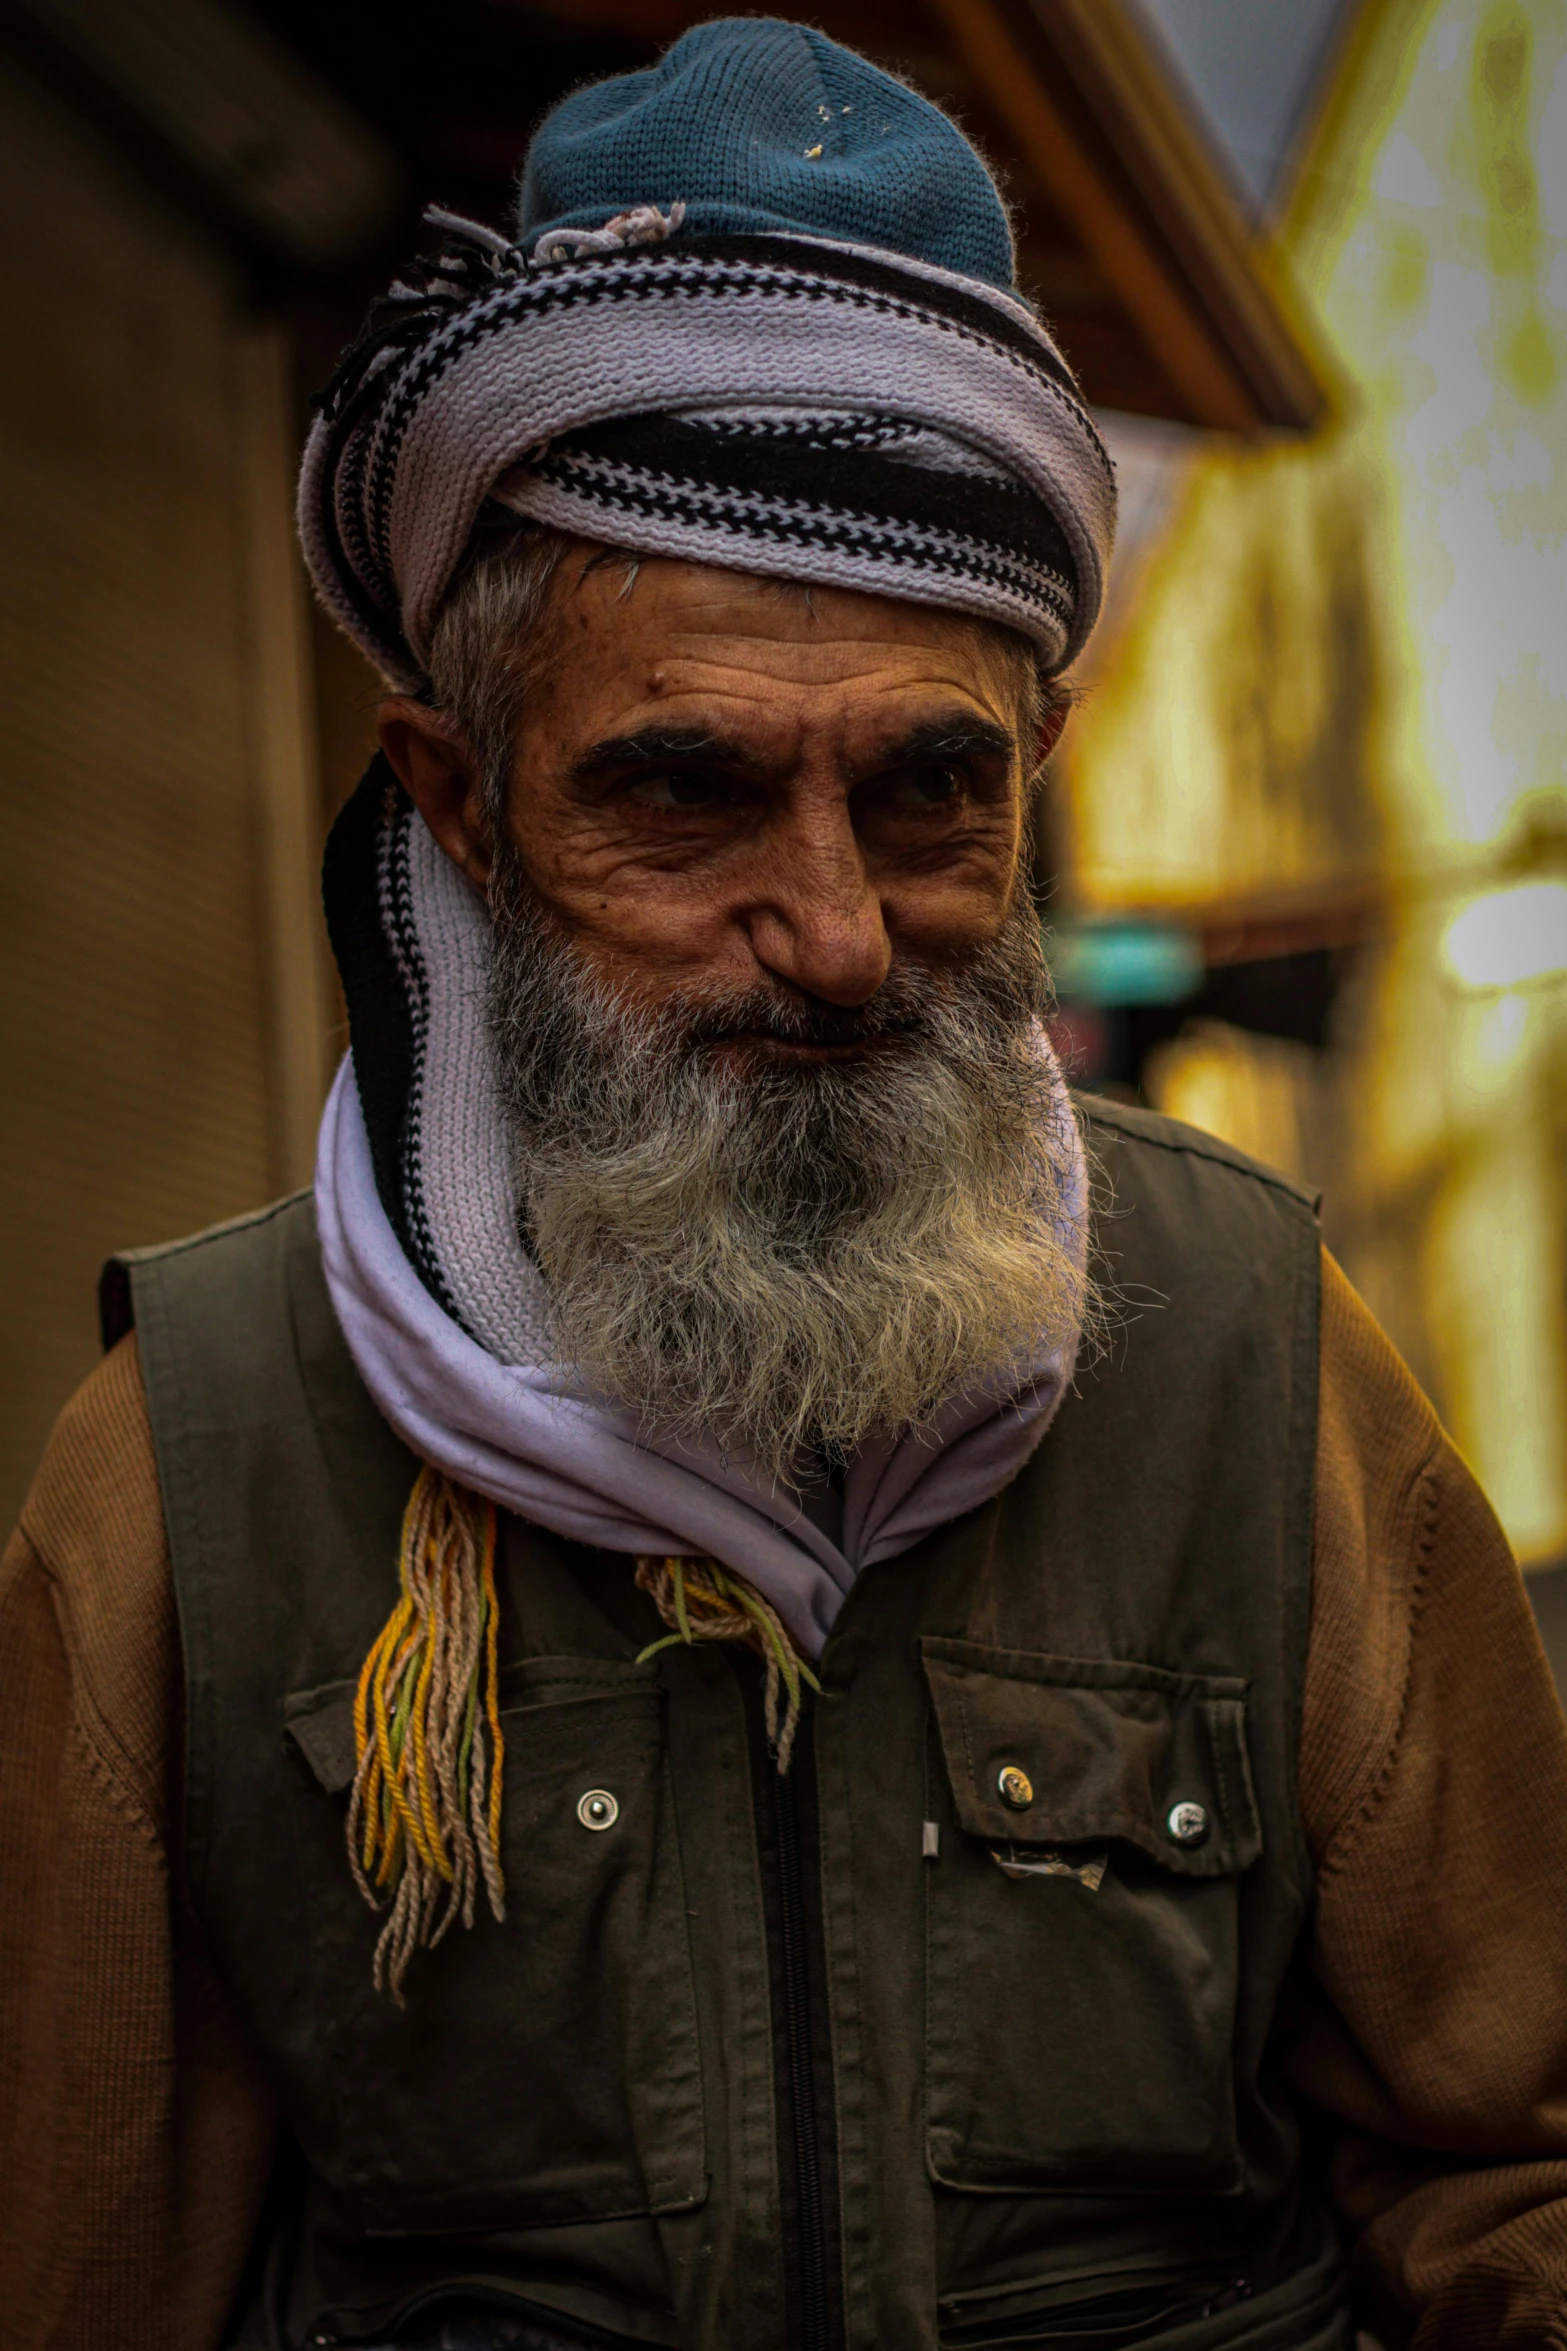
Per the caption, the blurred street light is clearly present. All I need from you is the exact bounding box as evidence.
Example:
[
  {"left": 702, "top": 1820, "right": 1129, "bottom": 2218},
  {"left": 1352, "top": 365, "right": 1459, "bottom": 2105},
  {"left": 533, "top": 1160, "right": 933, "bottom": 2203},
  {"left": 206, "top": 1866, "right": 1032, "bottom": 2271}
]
[{"left": 1442, "top": 881, "right": 1567, "bottom": 994}]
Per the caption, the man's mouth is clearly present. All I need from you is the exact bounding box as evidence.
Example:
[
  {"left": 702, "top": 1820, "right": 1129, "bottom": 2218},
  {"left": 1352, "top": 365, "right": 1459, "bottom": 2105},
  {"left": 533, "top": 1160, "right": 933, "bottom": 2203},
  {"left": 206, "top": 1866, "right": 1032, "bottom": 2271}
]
[{"left": 706, "top": 1027, "right": 911, "bottom": 1066}]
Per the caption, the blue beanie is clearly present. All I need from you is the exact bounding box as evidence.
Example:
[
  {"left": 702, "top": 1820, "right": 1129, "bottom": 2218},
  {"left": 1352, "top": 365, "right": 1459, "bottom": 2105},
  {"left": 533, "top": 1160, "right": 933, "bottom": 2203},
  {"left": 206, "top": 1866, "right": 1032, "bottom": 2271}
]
[{"left": 518, "top": 17, "right": 1016, "bottom": 293}]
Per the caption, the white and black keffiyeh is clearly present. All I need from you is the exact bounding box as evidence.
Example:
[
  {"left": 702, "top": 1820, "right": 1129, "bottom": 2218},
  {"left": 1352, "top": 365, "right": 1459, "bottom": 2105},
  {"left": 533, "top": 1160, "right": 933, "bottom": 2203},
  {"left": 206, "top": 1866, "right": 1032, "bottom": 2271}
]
[
  {"left": 325, "top": 753, "right": 543, "bottom": 1362},
  {"left": 299, "top": 212, "right": 1117, "bottom": 689}
]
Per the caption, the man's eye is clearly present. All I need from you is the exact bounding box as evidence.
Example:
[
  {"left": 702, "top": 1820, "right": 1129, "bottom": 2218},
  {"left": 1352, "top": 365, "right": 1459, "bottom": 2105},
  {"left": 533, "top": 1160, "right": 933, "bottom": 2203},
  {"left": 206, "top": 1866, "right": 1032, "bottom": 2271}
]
[
  {"left": 630, "top": 771, "right": 725, "bottom": 811},
  {"left": 898, "top": 762, "right": 966, "bottom": 807}
]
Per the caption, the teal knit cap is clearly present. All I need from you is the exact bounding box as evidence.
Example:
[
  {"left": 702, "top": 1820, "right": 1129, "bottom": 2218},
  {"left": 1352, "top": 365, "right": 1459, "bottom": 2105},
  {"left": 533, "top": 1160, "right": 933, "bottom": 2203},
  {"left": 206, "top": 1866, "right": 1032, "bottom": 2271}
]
[{"left": 519, "top": 17, "right": 1016, "bottom": 292}]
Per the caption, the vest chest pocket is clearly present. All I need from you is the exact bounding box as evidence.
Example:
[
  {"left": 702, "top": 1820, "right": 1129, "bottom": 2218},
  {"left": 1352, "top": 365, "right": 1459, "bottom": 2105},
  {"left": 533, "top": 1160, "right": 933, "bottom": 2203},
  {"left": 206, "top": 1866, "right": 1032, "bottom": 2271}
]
[
  {"left": 282, "top": 1658, "right": 705, "bottom": 2232},
  {"left": 920, "top": 1637, "right": 1263, "bottom": 2198}
]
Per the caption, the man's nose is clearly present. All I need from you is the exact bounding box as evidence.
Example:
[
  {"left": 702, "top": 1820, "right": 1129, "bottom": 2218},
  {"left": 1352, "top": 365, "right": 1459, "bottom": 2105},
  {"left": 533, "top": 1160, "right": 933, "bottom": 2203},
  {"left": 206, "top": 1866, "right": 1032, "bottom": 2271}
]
[{"left": 743, "top": 797, "right": 892, "bottom": 1007}]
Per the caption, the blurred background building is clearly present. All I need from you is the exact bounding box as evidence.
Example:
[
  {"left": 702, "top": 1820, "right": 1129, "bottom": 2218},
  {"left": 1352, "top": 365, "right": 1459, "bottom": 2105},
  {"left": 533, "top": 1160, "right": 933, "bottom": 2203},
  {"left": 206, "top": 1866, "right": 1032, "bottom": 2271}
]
[{"left": 2, "top": 0, "right": 1563, "bottom": 1647}]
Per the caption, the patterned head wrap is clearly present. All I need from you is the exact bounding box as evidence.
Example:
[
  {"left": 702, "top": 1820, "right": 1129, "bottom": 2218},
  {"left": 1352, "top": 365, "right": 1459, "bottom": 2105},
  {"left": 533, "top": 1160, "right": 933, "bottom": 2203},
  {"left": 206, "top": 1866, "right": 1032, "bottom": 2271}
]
[{"left": 298, "top": 17, "right": 1117, "bottom": 688}]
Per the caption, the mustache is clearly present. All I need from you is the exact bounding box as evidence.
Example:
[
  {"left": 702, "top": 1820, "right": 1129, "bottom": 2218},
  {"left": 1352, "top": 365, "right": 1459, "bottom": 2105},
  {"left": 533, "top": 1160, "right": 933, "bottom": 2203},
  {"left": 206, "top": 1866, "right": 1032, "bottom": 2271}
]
[
  {"left": 649, "top": 980, "right": 932, "bottom": 1054},
  {"left": 492, "top": 905, "right": 1048, "bottom": 1069}
]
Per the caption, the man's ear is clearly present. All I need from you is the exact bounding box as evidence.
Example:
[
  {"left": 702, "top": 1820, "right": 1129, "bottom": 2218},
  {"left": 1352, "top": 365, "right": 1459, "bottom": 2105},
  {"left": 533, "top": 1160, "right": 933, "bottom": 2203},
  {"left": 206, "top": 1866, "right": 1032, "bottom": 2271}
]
[
  {"left": 378, "top": 699, "right": 493, "bottom": 888},
  {"left": 1034, "top": 692, "right": 1071, "bottom": 772}
]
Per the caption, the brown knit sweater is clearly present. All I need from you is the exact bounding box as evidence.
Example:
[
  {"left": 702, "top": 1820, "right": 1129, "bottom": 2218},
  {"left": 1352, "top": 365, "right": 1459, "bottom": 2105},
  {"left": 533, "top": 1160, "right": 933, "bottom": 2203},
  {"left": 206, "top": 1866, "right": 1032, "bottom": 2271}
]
[{"left": 3, "top": 1252, "right": 1566, "bottom": 2349}]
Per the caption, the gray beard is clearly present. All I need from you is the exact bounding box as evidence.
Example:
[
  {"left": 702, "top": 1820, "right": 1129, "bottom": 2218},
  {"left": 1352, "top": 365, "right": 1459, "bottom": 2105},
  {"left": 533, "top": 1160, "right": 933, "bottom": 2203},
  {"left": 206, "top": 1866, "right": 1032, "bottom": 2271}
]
[{"left": 485, "top": 859, "right": 1084, "bottom": 1485}]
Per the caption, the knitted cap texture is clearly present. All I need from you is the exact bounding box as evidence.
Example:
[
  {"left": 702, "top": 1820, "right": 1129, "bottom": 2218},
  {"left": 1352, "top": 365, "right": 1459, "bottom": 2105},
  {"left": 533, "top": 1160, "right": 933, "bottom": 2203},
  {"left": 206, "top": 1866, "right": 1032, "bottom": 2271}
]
[{"left": 519, "top": 16, "right": 1016, "bottom": 290}]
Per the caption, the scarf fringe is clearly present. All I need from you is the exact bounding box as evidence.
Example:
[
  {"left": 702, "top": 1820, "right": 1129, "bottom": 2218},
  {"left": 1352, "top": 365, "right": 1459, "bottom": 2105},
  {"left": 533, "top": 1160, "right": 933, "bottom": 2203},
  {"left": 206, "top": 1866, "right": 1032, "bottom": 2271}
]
[
  {"left": 635, "top": 1555, "right": 820, "bottom": 1771},
  {"left": 343, "top": 1485, "right": 822, "bottom": 1998},
  {"left": 346, "top": 1465, "right": 507, "bottom": 2002}
]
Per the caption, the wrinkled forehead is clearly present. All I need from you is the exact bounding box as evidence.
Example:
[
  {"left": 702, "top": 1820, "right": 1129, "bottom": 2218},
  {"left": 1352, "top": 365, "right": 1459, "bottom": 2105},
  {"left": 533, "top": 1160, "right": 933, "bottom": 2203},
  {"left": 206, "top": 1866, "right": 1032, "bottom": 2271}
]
[{"left": 513, "top": 550, "right": 1038, "bottom": 754}]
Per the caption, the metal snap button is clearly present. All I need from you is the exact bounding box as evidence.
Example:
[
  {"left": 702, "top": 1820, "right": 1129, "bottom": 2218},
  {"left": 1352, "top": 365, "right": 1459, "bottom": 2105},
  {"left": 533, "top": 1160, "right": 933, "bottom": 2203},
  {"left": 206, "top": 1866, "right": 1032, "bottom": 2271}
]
[
  {"left": 577, "top": 1788, "right": 619, "bottom": 1831},
  {"left": 1167, "top": 1799, "right": 1209, "bottom": 1846},
  {"left": 997, "top": 1763, "right": 1034, "bottom": 1810}
]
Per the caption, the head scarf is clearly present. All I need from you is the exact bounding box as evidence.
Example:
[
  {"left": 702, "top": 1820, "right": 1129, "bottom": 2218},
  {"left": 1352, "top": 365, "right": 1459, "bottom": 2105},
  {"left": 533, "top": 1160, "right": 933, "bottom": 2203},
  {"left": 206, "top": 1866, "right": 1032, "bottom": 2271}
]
[{"left": 298, "top": 17, "right": 1116, "bottom": 689}]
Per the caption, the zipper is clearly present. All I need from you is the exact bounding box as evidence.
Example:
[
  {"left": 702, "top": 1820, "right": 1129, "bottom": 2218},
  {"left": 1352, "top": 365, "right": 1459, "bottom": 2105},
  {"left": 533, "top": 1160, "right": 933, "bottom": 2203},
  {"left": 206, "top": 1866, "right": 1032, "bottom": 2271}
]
[
  {"left": 771, "top": 1719, "right": 833, "bottom": 2351},
  {"left": 942, "top": 2272, "right": 1251, "bottom": 2345}
]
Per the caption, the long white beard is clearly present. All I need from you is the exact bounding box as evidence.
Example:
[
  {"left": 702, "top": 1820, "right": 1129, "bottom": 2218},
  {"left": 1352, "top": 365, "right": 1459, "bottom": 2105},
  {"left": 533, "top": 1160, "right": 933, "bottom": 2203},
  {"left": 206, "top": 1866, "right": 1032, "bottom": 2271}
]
[{"left": 487, "top": 875, "right": 1086, "bottom": 1485}]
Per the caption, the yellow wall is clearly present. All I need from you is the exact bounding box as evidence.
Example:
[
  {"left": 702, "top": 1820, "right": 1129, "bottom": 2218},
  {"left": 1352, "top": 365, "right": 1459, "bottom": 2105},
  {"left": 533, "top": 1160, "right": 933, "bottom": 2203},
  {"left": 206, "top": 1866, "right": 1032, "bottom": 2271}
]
[{"left": 1063, "top": 0, "right": 1567, "bottom": 1560}]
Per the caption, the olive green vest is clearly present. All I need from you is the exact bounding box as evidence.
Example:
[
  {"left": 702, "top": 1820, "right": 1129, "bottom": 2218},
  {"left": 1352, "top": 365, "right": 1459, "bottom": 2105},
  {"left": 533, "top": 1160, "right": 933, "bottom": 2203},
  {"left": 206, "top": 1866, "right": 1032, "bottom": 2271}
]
[{"left": 116, "top": 1099, "right": 1353, "bottom": 2351}]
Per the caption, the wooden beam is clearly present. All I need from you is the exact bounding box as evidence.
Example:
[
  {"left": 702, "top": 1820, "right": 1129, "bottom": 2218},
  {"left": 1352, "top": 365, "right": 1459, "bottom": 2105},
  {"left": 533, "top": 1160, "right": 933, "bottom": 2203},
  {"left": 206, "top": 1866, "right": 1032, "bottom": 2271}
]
[
  {"left": 1030, "top": 0, "right": 1325, "bottom": 427},
  {"left": 924, "top": 0, "right": 1325, "bottom": 431},
  {"left": 926, "top": 0, "right": 1256, "bottom": 426}
]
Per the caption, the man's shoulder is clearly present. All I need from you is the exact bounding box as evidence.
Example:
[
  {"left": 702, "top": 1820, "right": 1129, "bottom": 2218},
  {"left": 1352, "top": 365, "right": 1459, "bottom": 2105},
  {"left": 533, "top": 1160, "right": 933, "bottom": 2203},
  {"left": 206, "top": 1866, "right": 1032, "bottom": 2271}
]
[
  {"left": 1073, "top": 1091, "right": 1318, "bottom": 1215},
  {"left": 9, "top": 1332, "right": 178, "bottom": 1816},
  {"left": 100, "top": 1189, "right": 317, "bottom": 1350},
  {"left": 1070, "top": 1093, "right": 1320, "bottom": 1327},
  {"left": 19, "top": 1333, "right": 162, "bottom": 1565}
]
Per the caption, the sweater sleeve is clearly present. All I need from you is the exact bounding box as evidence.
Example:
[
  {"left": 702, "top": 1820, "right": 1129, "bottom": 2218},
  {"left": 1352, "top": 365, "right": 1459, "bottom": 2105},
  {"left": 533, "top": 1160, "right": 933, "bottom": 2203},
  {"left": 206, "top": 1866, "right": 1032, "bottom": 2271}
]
[
  {"left": 0, "top": 1336, "right": 277, "bottom": 2351},
  {"left": 1294, "top": 1251, "right": 1567, "bottom": 2349}
]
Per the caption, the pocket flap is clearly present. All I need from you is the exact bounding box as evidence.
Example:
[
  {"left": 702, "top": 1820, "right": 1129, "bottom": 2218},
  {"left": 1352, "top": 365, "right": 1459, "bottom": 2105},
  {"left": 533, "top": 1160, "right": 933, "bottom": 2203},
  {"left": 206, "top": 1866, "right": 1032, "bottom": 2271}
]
[
  {"left": 921, "top": 1636, "right": 1262, "bottom": 1876},
  {"left": 283, "top": 1654, "right": 661, "bottom": 1796},
  {"left": 284, "top": 1679, "right": 358, "bottom": 1792}
]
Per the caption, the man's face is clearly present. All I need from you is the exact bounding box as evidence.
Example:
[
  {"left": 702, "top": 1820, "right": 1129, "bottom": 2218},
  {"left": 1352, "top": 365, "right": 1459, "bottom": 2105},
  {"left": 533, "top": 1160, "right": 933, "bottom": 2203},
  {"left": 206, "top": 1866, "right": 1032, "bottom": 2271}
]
[
  {"left": 388, "top": 547, "right": 1036, "bottom": 1037},
  {"left": 380, "top": 550, "right": 1080, "bottom": 1474}
]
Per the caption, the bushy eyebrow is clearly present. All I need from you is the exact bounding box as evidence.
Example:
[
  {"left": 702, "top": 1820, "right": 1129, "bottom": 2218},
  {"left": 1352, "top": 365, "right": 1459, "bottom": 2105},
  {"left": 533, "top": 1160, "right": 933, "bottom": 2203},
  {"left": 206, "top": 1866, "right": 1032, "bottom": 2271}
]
[
  {"left": 569, "top": 725, "right": 761, "bottom": 782},
  {"left": 568, "top": 710, "right": 1017, "bottom": 787},
  {"left": 854, "top": 715, "right": 1017, "bottom": 775}
]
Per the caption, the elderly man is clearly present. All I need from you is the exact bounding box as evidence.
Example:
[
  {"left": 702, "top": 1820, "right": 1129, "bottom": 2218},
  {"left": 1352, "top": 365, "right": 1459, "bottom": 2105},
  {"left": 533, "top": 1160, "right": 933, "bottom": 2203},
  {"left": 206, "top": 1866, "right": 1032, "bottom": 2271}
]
[{"left": 4, "top": 19, "right": 1567, "bottom": 2351}]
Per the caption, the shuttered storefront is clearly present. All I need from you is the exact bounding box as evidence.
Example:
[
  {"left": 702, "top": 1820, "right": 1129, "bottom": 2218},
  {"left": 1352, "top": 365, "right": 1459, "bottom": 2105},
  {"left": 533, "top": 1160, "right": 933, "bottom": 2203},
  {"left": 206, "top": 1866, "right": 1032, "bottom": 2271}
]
[{"left": 0, "top": 54, "right": 327, "bottom": 1528}]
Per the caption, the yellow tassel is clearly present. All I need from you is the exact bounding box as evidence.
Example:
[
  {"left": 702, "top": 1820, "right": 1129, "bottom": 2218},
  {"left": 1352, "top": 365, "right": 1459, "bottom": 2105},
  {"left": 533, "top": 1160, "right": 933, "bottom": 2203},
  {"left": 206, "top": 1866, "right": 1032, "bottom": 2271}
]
[
  {"left": 635, "top": 1555, "right": 820, "bottom": 1772},
  {"left": 345, "top": 1466, "right": 507, "bottom": 2001}
]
